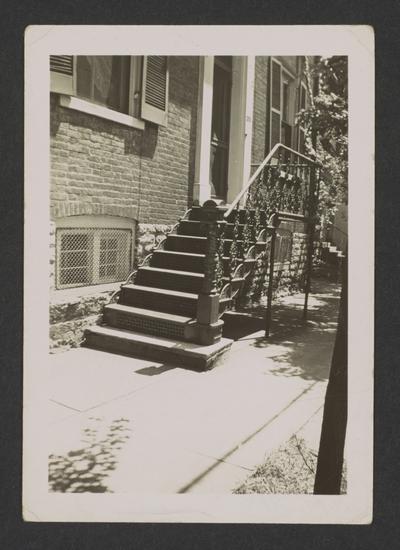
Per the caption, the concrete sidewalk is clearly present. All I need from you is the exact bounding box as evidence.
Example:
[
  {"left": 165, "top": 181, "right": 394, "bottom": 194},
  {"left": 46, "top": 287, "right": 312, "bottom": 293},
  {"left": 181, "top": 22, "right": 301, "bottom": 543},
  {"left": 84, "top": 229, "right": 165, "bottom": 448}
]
[{"left": 46, "top": 278, "right": 340, "bottom": 494}]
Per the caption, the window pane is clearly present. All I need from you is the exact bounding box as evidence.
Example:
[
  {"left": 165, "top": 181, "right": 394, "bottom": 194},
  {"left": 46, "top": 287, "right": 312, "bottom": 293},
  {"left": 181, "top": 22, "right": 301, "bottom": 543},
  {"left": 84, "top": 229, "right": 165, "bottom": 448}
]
[
  {"left": 56, "top": 227, "right": 131, "bottom": 288},
  {"left": 76, "top": 56, "right": 131, "bottom": 114},
  {"left": 60, "top": 250, "right": 88, "bottom": 268},
  {"left": 271, "top": 111, "right": 281, "bottom": 148},
  {"left": 60, "top": 267, "right": 90, "bottom": 286},
  {"left": 61, "top": 232, "right": 89, "bottom": 251},
  {"left": 271, "top": 61, "right": 281, "bottom": 111},
  {"left": 282, "top": 81, "right": 290, "bottom": 121}
]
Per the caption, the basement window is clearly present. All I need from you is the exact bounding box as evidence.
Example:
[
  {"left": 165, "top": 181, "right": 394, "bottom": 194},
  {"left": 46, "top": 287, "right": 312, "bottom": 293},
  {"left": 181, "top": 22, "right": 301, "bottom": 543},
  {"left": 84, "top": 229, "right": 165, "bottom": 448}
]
[{"left": 56, "top": 226, "right": 132, "bottom": 289}]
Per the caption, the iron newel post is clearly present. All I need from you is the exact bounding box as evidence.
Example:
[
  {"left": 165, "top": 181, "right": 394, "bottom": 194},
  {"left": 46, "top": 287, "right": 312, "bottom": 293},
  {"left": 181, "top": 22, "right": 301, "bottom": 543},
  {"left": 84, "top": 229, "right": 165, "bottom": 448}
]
[
  {"left": 303, "top": 163, "right": 319, "bottom": 320},
  {"left": 196, "top": 202, "right": 226, "bottom": 327},
  {"left": 265, "top": 212, "right": 280, "bottom": 337}
]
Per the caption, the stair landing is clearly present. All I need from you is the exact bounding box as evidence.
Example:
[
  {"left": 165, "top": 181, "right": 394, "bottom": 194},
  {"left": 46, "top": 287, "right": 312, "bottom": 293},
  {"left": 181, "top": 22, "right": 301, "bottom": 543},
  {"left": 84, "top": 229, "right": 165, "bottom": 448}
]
[{"left": 85, "top": 325, "right": 233, "bottom": 371}]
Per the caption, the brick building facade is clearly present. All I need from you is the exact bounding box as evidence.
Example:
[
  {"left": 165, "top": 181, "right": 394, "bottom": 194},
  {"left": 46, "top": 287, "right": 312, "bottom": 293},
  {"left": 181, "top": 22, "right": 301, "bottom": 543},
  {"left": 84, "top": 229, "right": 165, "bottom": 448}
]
[{"left": 49, "top": 55, "right": 311, "bottom": 350}]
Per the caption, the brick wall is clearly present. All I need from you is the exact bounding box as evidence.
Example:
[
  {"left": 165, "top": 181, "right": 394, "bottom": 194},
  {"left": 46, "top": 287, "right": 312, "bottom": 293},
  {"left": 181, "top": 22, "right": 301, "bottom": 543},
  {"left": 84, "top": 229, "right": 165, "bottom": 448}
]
[
  {"left": 50, "top": 56, "right": 199, "bottom": 226},
  {"left": 49, "top": 56, "right": 199, "bottom": 350}
]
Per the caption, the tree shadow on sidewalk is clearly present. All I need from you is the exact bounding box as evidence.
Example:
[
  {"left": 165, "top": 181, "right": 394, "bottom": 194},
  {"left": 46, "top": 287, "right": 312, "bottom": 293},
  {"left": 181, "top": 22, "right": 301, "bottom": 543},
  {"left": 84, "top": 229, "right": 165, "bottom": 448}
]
[
  {"left": 223, "top": 278, "right": 341, "bottom": 382},
  {"left": 49, "top": 417, "right": 132, "bottom": 493}
]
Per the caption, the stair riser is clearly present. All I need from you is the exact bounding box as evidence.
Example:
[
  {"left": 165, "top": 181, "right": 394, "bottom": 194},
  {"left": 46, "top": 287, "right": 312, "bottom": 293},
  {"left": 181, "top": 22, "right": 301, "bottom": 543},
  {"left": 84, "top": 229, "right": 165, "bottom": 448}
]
[
  {"left": 119, "top": 288, "right": 197, "bottom": 317},
  {"left": 178, "top": 222, "right": 246, "bottom": 239},
  {"left": 84, "top": 332, "right": 231, "bottom": 371},
  {"left": 104, "top": 308, "right": 186, "bottom": 340},
  {"left": 136, "top": 269, "right": 203, "bottom": 293},
  {"left": 165, "top": 234, "right": 260, "bottom": 256},
  {"left": 151, "top": 252, "right": 205, "bottom": 273},
  {"left": 188, "top": 207, "right": 227, "bottom": 222},
  {"left": 165, "top": 235, "right": 207, "bottom": 254},
  {"left": 189, "top": 207, "right": 268, "bottom": 226}
]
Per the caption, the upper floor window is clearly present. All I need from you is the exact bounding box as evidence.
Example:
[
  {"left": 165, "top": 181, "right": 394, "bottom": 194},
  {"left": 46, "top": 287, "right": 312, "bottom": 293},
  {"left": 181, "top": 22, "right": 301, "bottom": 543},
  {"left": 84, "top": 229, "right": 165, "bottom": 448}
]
[
  {"left": 269, "top": 58, "right": 308, "bottom": 155},
  {"left": 50, "top": 55, "right": 169, "bottom": 126},
  {"left": 76, "top": 56, "right": 134, "bottom": 115}
]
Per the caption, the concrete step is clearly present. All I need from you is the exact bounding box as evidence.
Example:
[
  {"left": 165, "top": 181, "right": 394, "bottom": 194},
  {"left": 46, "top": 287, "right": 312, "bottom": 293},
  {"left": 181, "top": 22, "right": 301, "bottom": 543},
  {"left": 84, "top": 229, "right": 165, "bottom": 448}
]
[
  {"left": 150, "top": 250, "right": 258, "bottom": 278},
  {"left": 188, "top": 205, "right": 228, "bottom": 221},
  {"left": 135, "top": 266, "right": 204, "bottom": 293},
  {"left": 178, "top": 220, "right": 247, "bottom": 239},
  {"left": 119, "top": 284, "right": 198, "bottom": 317},
  {"left": 104, "top": 303, "right": 194, "bottom": 341},
  {"left": 165, "top": 233, "right": 268, "bottom": 257},
  {"left": 151, "top": 250, "right": 205, "bottom": 273},
  {"left": 165, "top": 234, "right": 207, "bottom": 254},
  {"left": 84, "top": 325, "right": 233, "bottom": 371}
]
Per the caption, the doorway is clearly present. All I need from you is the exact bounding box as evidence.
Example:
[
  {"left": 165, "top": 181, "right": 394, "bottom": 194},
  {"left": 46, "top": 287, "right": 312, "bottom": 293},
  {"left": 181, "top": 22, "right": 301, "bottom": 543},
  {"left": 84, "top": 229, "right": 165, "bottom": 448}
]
[{"left": 210, "top": 56, "right": 232, "bottom": 201}]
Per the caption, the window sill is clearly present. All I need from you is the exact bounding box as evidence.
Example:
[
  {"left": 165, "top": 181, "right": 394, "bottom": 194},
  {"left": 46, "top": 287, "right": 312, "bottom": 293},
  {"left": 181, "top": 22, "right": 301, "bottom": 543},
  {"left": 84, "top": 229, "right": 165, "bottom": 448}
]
[{"left": 59, "top": 95, "right": 145, "bottom": 130}]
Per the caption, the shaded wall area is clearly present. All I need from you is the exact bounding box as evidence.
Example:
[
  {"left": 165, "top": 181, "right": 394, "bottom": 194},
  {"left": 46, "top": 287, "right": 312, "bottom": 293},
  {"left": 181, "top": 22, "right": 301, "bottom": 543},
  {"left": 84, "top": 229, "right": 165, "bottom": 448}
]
[{"left": 50, "top": 56, "right": 199, "bottom": 226}]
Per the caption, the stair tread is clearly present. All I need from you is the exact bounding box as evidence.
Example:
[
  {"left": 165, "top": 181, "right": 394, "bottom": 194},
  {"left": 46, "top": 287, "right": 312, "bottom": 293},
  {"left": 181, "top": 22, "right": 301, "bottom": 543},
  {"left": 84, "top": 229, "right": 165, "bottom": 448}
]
[
  {"left": 182, "top": 220, "right": 245, "bottom": 227},
  {"left": 87, "top": 325, "right": 232, "bottom": 355},
  {"left": 122, "top": 284, "right": 198, "bottom": 299},
  {"left": 138, "top": 266, "right": 204, "bottom": 278},
  {"left": 169, "top": 234, "right": 206, "bottom": 240},
  {"left": 105, "top": 303, "right": 193, "bottom": 323},
  {"left": 154, "top": 250, "right": 205, "bottom": 258},
  {"left": 222, "top": 256, "right": 257, "bottom": 261}
]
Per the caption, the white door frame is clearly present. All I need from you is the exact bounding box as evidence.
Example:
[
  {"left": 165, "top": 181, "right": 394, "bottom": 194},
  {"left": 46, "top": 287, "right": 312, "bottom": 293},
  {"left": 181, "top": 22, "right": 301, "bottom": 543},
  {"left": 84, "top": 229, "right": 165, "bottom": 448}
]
[{"left": 193, "top": 56, "right": 255, "bottom": 206}]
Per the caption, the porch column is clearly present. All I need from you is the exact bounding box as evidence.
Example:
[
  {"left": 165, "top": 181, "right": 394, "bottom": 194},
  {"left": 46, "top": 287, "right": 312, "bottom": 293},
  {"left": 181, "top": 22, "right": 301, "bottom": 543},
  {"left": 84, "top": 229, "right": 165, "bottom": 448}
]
[
  {"left": 193, "top": 56, "right": 214, "bottom": 205},
  {"left": 226, "top": 56, "right": 255, "bottom": 205}
]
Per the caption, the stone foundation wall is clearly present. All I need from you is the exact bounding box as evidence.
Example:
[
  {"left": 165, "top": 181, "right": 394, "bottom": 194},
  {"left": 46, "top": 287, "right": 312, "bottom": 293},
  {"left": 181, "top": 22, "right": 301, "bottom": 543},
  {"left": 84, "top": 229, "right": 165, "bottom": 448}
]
[
  {"left": 49, "top": 222, "right": 175, "bottom": 352},
  {"left": 49, "top": 289, "right": 115, "bottom": 352},
  {"left": 136, "top": 223, "right": 173, "bottom": 265}
]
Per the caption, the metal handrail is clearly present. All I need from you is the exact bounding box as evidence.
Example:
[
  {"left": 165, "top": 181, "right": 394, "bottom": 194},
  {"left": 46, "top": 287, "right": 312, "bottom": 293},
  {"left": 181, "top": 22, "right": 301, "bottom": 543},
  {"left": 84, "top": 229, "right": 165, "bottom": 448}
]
[{"left": 224, "top": 143, "right": 317, "bottom": 220}]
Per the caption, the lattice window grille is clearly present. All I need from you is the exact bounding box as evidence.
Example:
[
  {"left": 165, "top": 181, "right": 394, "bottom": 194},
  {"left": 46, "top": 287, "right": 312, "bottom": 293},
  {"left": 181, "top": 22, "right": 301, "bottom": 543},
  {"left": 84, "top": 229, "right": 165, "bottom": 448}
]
[{"left": 56, "top": 227, "right": 132, "bottom": 289}]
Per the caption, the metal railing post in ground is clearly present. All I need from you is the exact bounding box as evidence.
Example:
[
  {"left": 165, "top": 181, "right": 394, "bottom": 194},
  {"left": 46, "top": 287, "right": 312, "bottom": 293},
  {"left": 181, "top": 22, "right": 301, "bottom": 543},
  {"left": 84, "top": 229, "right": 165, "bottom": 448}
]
[
  {"left": 303, "top": 165, "right": 318, "bottom": 320},
  {"left": 265, "top": 213, "right": 278, "bottom": 338}
]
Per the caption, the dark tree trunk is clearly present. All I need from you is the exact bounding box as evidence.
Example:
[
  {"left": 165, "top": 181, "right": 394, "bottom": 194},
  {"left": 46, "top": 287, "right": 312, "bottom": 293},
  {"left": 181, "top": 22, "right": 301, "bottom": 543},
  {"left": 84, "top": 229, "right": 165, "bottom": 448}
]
[{"left": 314, "top": 255, "right": 348, "bottom": 494}]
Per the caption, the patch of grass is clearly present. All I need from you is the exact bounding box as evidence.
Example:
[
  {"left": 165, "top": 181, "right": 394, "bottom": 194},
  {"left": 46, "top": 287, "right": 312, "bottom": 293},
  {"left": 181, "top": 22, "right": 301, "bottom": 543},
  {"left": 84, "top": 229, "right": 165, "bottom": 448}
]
[{"left": 233, "top": 435, "right": 347, "bottom": 495}]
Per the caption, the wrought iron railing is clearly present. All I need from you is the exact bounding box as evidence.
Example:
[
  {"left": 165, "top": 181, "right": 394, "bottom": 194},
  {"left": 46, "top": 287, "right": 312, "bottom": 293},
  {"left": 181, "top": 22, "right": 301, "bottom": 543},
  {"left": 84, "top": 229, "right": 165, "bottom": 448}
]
[{"left": 218, "top": 143, "right": 320, "bottom": 335}]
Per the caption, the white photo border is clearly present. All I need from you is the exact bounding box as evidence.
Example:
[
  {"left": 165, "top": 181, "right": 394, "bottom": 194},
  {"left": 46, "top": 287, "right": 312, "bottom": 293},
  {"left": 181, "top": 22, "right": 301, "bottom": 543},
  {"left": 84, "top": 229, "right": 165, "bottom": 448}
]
[{"left": 24, "top": 25, "right": 374, "bottom": 523}]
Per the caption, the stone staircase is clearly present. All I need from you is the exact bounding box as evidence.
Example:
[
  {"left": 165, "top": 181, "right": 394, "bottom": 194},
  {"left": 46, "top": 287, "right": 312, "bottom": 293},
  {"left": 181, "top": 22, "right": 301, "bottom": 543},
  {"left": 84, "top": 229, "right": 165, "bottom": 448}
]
[
  {"left": 83, "top": 143, "right": 321, "bottom": 369},
  {"left": 84, "top": 205, "right": 267, "bottom": 370},
  {"left": 321, "top": 241, "right": 346, "bottom": 260}
]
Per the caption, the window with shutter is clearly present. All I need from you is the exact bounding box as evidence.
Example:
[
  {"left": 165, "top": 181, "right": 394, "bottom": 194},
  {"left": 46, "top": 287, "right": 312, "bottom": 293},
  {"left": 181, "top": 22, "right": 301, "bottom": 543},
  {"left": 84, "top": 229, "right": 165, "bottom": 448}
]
[
  {"left": 141, "top": 56, "right": 169, "bottom": 126},
  {"left": 281, "top": 70, "right": 295, "bottom": 150},
  {"left": 297, "top": 83, "right": 307, "bottom": 153},
  {"left": 50, "top": 55, "right": 169, "bottom": 127},
  {"left": 50, "top": 55, "right": 75, "bottom": 95},
  {"left": 270, "top": 59, "right": 282, "bottom": 149}
]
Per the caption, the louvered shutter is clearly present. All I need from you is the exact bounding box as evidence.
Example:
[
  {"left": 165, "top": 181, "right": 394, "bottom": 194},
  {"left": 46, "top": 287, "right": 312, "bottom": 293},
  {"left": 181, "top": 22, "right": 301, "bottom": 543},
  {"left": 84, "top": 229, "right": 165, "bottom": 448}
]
[
  {"left": 270, "top": 59, "right": 282, "bottom": 149},
  {"left": 297, "top": 84, "right": 306, "bottom": 153},
  {"left": 50, "top": 55, "right": 74, "bottom": 95},
  {"left": 141, "top": 56, "right": 169, "bottom": 126}
]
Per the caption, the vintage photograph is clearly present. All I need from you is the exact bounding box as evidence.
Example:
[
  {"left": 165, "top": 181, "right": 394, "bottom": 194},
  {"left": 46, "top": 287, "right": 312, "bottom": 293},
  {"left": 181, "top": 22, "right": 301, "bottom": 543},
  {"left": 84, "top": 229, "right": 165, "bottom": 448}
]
[{"left": 24, "top": 26, "right": 373, "bottom": 523}]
